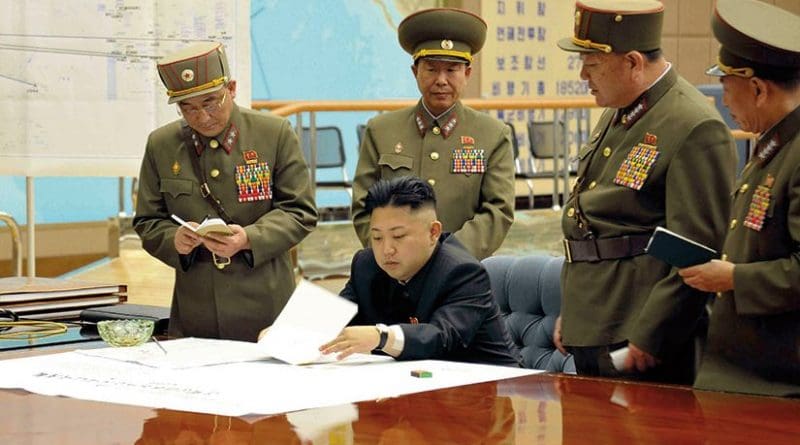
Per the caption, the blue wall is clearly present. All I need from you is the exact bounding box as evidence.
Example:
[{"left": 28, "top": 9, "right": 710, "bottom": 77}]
[{"left": 0, "top": 0, "right": 418, "bottom": 224}]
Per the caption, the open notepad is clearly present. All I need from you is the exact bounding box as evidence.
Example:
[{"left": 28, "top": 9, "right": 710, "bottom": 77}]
[
  {"left": 171, "top": 214, "right": 233, "bottom": 236},
  {"left": 645, "top": 226, "right": 718, "bottom": 268}
]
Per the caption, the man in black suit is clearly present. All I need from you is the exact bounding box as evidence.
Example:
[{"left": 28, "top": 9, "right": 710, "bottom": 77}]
[{"left": 320, "top": 176, "right": 519, "bottom": 366}]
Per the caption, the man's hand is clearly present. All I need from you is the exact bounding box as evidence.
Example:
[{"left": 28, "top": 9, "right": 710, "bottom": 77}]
[
  {"left": 319, "top": 326, "right": 381, "bottom": 360},
  {"left": 554, "top": 315, "right": 567, "bottom": 355},
  {"left": 623, "top": 343, "right": 659, "bottom": 373},
  {"left": 678, "top": 260, "right": 735, "bottom": 293},
  {"left": 174, "top": 223, "right": 202, "bottom": 254},
  {"left": 202, "top": 224, "right": 251, "bottom": 258}
]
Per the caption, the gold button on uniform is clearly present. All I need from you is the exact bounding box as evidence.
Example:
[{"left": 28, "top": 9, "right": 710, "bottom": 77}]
[
  {"left": 567, "top": 207, "right": 575, "bottom": 217},
  {"left": 427, "top": 178, "right": 436, "bottom": 186},
  {"left": 603, "top": 147, "right": 612, "bottom": 157},
  {"left": 730, "top": 219, "right": 737, "bottom": 230},
  {"left": 739, "top": 183, "right": 749, "bottom": 193},
  {"left": 588, "top": 181, "right": 597, "bottom": 190},
  {"left": 209, "top": 139, "right": 219, "bottom": 149},
  {"left": 432, "top": 127, "right": 441, "bottom": 135},
  {"left": 721, "top": 253, "right": 728, "bottom": 261},
  {"left": 210, "top": 169, "right": 220, "bottom": 178},
  {"left": 430, "top": 152, "right": 440, "bottom": 161}
]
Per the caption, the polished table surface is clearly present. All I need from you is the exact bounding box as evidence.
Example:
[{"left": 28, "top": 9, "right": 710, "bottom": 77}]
[{"left": 2, "top": 347, "right": 799, "bottom": 445}]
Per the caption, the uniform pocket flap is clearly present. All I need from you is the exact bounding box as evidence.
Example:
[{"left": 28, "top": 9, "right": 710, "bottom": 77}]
[
  {"left": 160, "top": 178, "right": 193, "bottom": 198},
  {"left": 378, "top": 153, "right": 414, "bottom": 171}
]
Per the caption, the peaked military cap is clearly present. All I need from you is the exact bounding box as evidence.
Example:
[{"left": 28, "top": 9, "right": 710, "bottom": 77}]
[
  {"left": 706, "top": 0, "right": 800, "bottom": 81},
  {"left": 398, "top": 8, "right": 487, "bottom": 64},
  {"left": 557, "top": 0, "right": 664, "bottom": 54},
  {"left": 157, "top": 42, "right": 230, "bottom": 104}
]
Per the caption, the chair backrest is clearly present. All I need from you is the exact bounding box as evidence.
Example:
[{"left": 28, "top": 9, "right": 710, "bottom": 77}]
[
  {"left": 527, "top": 120, "right": 565, "bottom": 160},
  {"left": 504, "top": 121, "right": 519, "bottom": 160},
  {"left": 356, "top": 124, "right": 367, "bottom": 148},
  {"left": 300, "top": 126, "right": 346, "bottom": 169},
  {"left": 482, "top": 254, "right": 575, "bottom": 373}
]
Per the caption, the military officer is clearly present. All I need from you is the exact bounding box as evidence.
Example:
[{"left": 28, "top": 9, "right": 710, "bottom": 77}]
[
  {"left": 134, "top": 42, "right": 318, "bottom": 341},
  {"left": 554, "top": 0, "right": 737, "bottom": 383},
  {"left": 351, "top": 8, "right": 515, "bottom": 260},
  {"left": 679, "top": 0, "right": 800, "bottom": 397}
]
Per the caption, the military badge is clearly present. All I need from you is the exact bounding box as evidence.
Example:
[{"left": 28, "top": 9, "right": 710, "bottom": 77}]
[
  {"left": 461, "top": 136, "right": 475, "bottom": 145},
  {"left": 613, "top": 143, "right": 659, "bottom": 190},
  {"left": 744, "top": 175, "right": 773, "bottom": 231},
  {"left": 644, "top": 133, "right": 657, "bottom": 145},
  {"left": 441, "top": 39, "right": 454, "bottom": 50},
  {"left": 171, "top": 160, "right": 181, "bottom": 176},
  {"left": 235, "top": 161, "right": 272, "bottom": 202},
  {"left": 181, "top": 69, "right": 194, "bottom": 82},
  {"left": 243, "top": 150, "right": 258, "bottom": 165},
  {"left": 440, "top": 114, "right": 458, "bottom": 138},
  {"left": 451, "top": 147, "right": 486, "bottom": 174},
  {"left": 394, "top": 142, "right": 403, "bottom": 153}
]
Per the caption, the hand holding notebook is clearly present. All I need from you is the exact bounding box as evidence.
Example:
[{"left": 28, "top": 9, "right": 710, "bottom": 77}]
[{"left": 645, "top": 227, "right": 717, "bottom": 268}]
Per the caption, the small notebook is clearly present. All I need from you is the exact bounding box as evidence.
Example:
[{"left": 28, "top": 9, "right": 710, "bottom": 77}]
[
  {"left": 645, "top": 226, "right": 718, "bottom": 268},
  {"left": 80, "top": 304, "right": 170, "bottom": 335}
]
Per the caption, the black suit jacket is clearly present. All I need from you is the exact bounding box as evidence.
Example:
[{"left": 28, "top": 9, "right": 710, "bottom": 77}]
[{"left": 340, "top": 234, "right": 519, "bottom": 366}]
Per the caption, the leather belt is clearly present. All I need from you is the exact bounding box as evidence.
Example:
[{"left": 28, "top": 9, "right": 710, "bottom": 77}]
[{"left": 563, "top": 234, "right": 651, "bottom": 263}]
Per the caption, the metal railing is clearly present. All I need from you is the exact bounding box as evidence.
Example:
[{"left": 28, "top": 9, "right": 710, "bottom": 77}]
[
  {"left": 253, "top": 97, "right": 599, "bottom": 206},
  {"left": 251, "top": 98, "right": 758, "bottom": 208},
  {"left": 0, "top": 212, "right": 23, "bottom": 276}
]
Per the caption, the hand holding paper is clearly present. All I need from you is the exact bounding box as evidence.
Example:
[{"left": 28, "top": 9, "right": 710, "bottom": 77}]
[{"left": 258, "top": 280, "right": 358, "bottom": 365}]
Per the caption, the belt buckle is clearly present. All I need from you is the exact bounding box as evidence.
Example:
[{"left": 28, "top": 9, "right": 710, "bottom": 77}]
[{"left": 562, "top": 239, "right": 573, "bottom": 263}]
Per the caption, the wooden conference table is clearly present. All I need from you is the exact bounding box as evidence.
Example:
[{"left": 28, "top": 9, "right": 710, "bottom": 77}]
[{"left": 1, "top": 345, "right": 799, "bottom": 444}]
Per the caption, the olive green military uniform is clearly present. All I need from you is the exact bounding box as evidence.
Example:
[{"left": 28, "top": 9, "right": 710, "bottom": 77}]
[
  {"left": 134, "top": 43, "right": 317, "bottom": 341},
  {"left": 693, "top": 0, "right": 800, "bottom": 397},
  {"left": 353, "top": 101, "right": 515, "bottom": 260},
  {"left": 351, "top": 8, "right": 515, "bottom": 260},
  {"left": 557, "top": 1, "right": 737, "bottom": 382}
]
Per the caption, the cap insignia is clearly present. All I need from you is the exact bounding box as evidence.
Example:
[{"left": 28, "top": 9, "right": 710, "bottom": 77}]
[
  {"left": 441, "top": 39, "right": 454, "bottom": 50},
  {"left": 181, "top": 69, "right": 195, "bottom": 83}
]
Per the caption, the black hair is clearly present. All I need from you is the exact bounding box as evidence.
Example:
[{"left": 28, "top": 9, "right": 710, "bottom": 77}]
[
  {"left": 364, "top": 176, "right": 437, "bottom": 215},
  {"left": 768, "top": 73, "right": 800, "bottom": 91},
  {"left": 641, "top": 48, "right": 662, "bottom": 62}
]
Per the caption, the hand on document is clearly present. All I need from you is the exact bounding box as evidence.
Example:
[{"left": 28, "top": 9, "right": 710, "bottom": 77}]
[{"left": 319, "top": 326, "right": 382, "bottom": 360}]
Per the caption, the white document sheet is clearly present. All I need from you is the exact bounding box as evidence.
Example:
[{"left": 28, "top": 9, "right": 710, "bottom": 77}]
[
  {"left": 76, "top": 337, "right": 269, "bottom": 369},
  {"left": 258, "top": 280, "right": 357, "bottom": 365},
  {"left": 0, "top": 350, "right": 541, "bottom": 416}
]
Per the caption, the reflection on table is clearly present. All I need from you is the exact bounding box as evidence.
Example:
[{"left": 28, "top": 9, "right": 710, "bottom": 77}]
[{"left": 2, "top": 371, "right": 799, "bottom": 444}]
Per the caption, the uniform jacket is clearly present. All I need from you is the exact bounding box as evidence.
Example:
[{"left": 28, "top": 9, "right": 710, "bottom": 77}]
[
  {"left": 340, "top": 234, "right": 520, "bottom": 366},
  {"left": 694, "top": 105, "right": 800, "bottom": 397},
  {"left": 352, "top": 101, "right": 515, "bottom": 260},
  {"left": 134, "top": 105, "right": 318, "bottom": 341},
  {"left": 560, "top": 68, "right": 737, "bottom": 362}
]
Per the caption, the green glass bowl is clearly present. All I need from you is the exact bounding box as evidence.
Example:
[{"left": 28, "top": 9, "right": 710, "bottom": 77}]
[{"left": 97, "top": 319, "right": 155, "bottom": 347}]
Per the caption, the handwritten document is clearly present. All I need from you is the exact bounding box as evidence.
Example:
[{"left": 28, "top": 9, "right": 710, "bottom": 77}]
[{"left": 258, "top": 280, "right": 357, "bottom": 365}]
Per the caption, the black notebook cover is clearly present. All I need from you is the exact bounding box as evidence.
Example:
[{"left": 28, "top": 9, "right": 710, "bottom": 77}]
[
  {"left": 645, "top": 227, "right": 718, "bottom": 268},
  {"left": 80, "top": 304, "right": 170, "bottom": 335}
]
